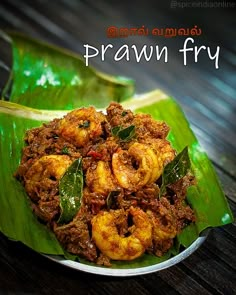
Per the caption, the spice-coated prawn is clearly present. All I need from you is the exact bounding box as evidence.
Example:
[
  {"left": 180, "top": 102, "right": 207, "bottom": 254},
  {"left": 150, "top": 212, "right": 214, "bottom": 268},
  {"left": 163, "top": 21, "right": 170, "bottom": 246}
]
[
  {"left": 86, "top": 160, "right": 117, "bottom": 196},
  {"left": 112, "top": 141, "right": 175, "bottom": 191},
  {"left": 24, "top": 155, "right": 72, "bottom": 200},
  {"left": 58, "top": 106, "right": 106, "bottom": 147},
  {"left": 91, "top": 206, "right": 152, "bottom": 260}
]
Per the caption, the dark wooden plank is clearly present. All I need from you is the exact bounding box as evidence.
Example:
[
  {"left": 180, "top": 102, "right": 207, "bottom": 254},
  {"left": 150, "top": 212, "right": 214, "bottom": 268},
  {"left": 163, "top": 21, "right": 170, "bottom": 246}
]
[
  {"left": 0, "top": 232, "right": 176, "bottom": 295},
  {"left": 204, "top": 228, "right": 236, "bottom": 271},
  {"left": 182, "top": 240, "right": 236, "bottom": 294},
  {"left": 0, "top": 1, "right": 235, "bottom": 295},
  {"left": 156, "top": 266, "right": 213, "bottom": 295},
  {"left": 191, "top": 125, "right": 236, "bottom": 179},
  {"left": 214, "top": 167, "right": 236, "bottom": 203},
  {"left": 136, "top": 275, "right": 180, "bottom": 295}
]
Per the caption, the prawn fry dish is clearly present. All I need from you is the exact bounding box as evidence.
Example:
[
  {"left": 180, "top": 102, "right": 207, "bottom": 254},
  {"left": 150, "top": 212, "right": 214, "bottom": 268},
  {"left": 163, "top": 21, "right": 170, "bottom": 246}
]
[{"left": 15, "top": 102, "right": 195, "bottom": 266}]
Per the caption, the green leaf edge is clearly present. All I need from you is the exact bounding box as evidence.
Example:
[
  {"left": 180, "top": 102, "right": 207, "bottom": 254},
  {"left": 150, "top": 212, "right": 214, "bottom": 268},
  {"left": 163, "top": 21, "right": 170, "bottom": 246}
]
[
  {"left": 2, "top": 30, "right": 135, "bottom": 110},
  {"left": 0, "top": 90, "right": 234, "bottom": 269}
]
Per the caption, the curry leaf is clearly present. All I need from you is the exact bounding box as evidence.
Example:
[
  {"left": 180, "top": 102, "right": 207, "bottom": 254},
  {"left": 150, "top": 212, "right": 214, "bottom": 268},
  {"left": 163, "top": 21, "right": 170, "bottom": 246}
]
[
  {"left": 61, "top": 146, "right": 70, "bottom": 155},
  {"left": 159, "top": 146, "right": 191, "bottom": 197},
  {"left": 111, "top": 125, "right": 136, "bottom": 141},
  {"left": 111, "top": 126, "right": 122, "bottom": 136},
  {"left": 106, "top": 191, "right": 120, "bottom": 210},
  {"left": 58, "top": 158, "right": 83, "bottom": 224},
  {"left": 78, "top": 120, "right": 90, "bottom": 128},
  {"left": 119, "top": 125, "right": 136, "bottom": 141}
]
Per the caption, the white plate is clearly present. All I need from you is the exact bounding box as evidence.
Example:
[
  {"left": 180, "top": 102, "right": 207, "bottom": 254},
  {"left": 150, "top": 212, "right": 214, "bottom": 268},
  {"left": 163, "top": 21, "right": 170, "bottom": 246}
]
[{"left": 45, "top": 229, "right": 209, "bottom": 277}]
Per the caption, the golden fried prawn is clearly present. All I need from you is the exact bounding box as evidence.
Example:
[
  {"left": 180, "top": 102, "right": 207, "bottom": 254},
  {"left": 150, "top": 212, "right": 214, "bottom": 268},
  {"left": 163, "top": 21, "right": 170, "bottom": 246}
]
[
  {"left": 112, "top": 143, "right": 163, "bottom": 191},
  {"left": 91, "top": 207, "right": 152, "bottom": 260},
  {"left": 25, "top": 155, "right": 72, "bottom": 199},
  {"left": 86, "top": 161, "right": 117, "bottom": 196},
  {"left": 58, "top": 107, "right": 106, "bottom": 147}
]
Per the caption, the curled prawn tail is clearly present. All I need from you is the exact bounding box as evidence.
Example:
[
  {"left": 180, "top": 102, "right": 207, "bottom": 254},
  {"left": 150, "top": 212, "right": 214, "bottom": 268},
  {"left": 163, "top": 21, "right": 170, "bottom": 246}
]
[
  {"left": 129, "top": 207, "right": 152, "bottom": 246},
  {"left": 58, "top": 107, "right": 106, "bottom": 147},
  {"left": 25, "top": 155, "right": 72, "bottom": 199},
  {"left": 86, "top": 161, "right": 117, "bottom": 195},
  {"left": 112, "top": 142, "right": 163, "bottom": 190},
  {"left": 91, "top": 207, "right": 152, "bottom": 261}
]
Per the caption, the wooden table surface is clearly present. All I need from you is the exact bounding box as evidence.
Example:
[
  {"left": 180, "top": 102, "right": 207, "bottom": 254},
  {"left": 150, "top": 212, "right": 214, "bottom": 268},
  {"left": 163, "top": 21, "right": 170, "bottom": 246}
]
[{"left": 0, "top": 1, "right": 235, "bottom": 294}]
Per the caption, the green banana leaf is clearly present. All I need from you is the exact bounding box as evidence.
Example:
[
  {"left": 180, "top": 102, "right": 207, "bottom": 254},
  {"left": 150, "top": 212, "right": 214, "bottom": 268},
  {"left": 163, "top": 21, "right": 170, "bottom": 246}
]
[
  {"left": 0, "top": 90, "right": 233, "bottom": 269},
  {"left": 2, "top": 31, "right": 135, "bottom": 109},
  {"left": 0, "top": 32, "right": 233, "bottom": 269}
]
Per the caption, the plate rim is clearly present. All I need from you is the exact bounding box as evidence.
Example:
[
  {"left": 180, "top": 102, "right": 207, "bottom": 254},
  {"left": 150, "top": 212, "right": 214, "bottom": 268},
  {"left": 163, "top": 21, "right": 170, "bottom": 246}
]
[{"left": 45, "top": 229, "right": 209, "bottom": 277}]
